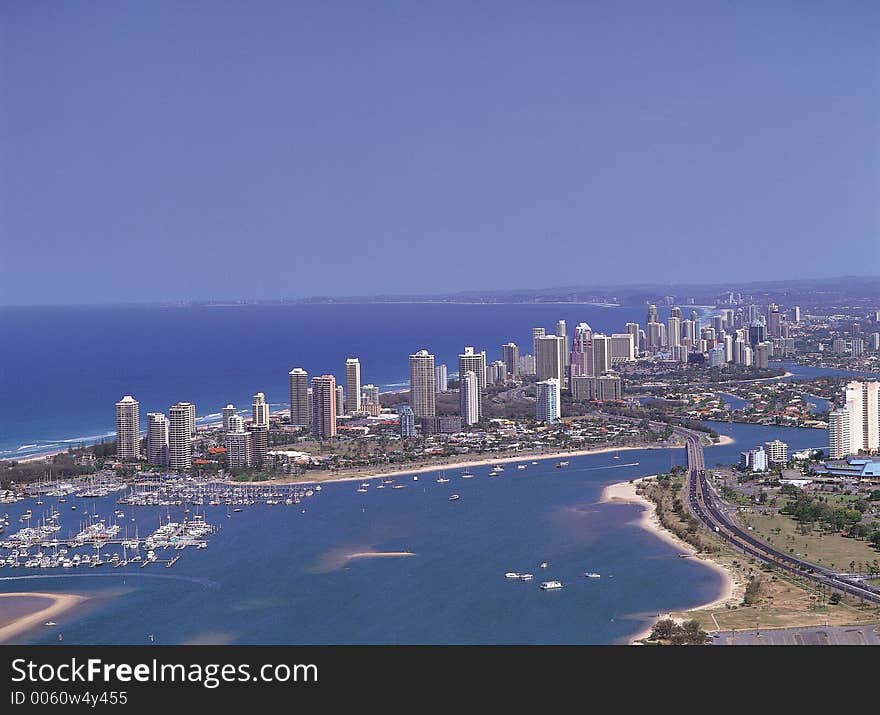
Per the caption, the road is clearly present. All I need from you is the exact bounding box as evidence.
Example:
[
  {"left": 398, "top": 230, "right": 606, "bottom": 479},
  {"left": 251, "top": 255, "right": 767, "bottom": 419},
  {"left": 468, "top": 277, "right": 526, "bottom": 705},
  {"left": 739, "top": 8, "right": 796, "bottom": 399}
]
[{"left": 675, "top": 426, "right": 880, "bottom": 606}]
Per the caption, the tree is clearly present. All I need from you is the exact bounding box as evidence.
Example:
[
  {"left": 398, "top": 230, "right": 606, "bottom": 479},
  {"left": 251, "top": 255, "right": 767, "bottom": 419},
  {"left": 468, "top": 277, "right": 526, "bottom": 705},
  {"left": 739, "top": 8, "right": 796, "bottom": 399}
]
[{"left": 650, "top": 619, "right": 675, "bottom": 640}]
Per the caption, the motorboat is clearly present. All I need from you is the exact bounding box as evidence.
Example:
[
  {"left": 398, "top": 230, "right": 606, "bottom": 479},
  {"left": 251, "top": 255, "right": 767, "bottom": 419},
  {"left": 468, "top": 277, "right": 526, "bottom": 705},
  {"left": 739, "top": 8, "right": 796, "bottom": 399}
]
[{"left": 540, "top": 581, "right": 563, "bottom": 590}]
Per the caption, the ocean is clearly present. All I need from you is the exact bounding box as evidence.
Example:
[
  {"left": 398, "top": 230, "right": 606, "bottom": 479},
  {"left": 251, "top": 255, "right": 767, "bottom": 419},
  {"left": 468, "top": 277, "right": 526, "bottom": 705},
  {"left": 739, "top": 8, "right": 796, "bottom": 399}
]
[{"left": 0, "top": 421, "right": 824, "bottom": 645}]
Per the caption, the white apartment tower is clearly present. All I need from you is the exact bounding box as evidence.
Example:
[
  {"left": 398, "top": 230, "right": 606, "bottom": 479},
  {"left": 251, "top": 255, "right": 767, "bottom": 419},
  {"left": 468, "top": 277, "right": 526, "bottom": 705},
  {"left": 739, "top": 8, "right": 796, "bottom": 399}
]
[
  {"left": 460, "top": 370, "right": 481, "bottom": 426},
  {"left": 536, "top": 379, "right": 560, "bottom": 422},
  {"left": 828, "top": 409, "right": 852, "bottom": 460},
  {"left": 221, "top": 404, "right": 236, "bottom": 432},
  {"left": 115, "top": 395, "right": 140, "bottom": 460}
]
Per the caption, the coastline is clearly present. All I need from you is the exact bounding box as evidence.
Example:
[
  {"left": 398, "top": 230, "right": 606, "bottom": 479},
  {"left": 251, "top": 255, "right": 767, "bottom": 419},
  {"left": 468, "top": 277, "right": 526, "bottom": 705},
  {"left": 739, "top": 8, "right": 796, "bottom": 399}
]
[
  {"left": 0, "top": 592, "right": 88, "bottom": 644},
  {"left": 598, "top": 477, "right": 742, "bottom": 644}
]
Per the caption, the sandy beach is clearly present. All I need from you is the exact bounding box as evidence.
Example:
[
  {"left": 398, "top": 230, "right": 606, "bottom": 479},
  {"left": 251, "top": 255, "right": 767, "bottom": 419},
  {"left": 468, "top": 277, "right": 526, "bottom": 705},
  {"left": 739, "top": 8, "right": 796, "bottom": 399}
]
[
  {"left": 0, "top": 592, "right": 88, "bottom": 644},
  {"left": 347, "top": 551, "right": 415, "bottom": 560},
  {"left": 599, "top": 478, "right": 741, "bottom": 643}
]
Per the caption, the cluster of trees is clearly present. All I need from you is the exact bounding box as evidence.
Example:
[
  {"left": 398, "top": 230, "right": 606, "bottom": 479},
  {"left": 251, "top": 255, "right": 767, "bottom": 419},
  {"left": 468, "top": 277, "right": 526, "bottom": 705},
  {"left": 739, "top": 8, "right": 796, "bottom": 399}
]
[
  {"left": 742, "top": 576, "right": 763, "bottom": 606},
  {"left": 780, "top": 491, "right": 870, "bottom": 532},
  {"left": 649, "top": 618, "right": 708, "bottom": 645}
]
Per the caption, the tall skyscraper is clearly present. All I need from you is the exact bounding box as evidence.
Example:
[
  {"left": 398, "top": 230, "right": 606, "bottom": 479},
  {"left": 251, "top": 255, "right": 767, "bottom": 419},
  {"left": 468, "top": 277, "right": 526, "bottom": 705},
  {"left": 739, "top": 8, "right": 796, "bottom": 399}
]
[
  {"left": 311, "top": 375, "right": 337, "bottom": 439},
  {"left": 458, "top": 347, "right": 485, "bottom": 418},
  {"left": 844, "top": 381, "right": 880, "bottom": 453},
  {"left": 767, "top": 304, "right": 781, "bottom": 338},
  {"left": 571, "top": 323, "right": 593, "bottom": 377},
  {"left": 625, "top": 322, "right": 641, "bottom": 353},
  {"left": 490, "top": 360, "right": 507, "bottom": 384},
  {"left": 221, "top": 404, "right": 236, "bottom": 432},
  {"left": 536, "top": 335, "right": 565, "bottom": 387},
  {"left": 168, "top": 402, "right": 194, "bottom": 471},
  {"left": 115, "top": 395, "right": 140, "bottom": 460},
  {"left": 248, "top": 424, "right": 268, "bottom": 467},
  {"left": 434, "top": 364, "right": 448, "bottom": 393},
  {"left": 556, "top": 319, "right": 570, "bottom": 370},
  {"left": 252, "top": 392, "right": 269, "bottom": 428},
  {"left": 667, "top": 316, "right": 681, "bottom": 348},
  {"left": 646, "top": 322, "right": 662, "bottom": 350},
  {"left": 409, "top": 350, "right": 436, "bottom": 418},
  {"left": 535, "top": 379, "right": 560, "bottom": 422},
  {"left": 288, "top": 368, "right": 310, "bottom": 426},
  {"left": 145, "top": 412, "right": 168, "bottom": 466},
  {"left": 361, "top": 384, "right": 380, "bottom": 407},
  {"left": 610, "top": 333, "right": 635, "bottom": 363},
  {"left": 459, "top": 370, "right": 480, "bottom": 426},
  {"left": 647, "top": 304, "right": 658, "bottom": 325},
  {"left": 345, "top": 358, "right": 361, "bottom": 414},
  {"left": 184, "top": 402, "right": 197, "bottom": 438},
  {"left": 792, "top": 306, "right": 801, "bottom": 323},
  {"left": 502, "top": 342, "right": 520, "bottom": 379}
]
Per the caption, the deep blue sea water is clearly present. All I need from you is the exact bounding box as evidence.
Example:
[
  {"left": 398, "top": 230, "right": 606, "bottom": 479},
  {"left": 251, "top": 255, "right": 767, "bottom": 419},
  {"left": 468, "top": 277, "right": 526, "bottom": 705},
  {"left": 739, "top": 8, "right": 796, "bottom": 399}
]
[
  {"left": 1, "top": 420, "right": 819, "bottom": 645},
  {"left": 0, "top": 303, "right": 701, "bottom": 459}
]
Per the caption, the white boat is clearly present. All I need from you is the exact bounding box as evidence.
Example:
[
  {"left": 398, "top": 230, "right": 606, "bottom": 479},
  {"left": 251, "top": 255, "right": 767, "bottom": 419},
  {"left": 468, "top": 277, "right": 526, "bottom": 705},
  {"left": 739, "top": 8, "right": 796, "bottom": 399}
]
[
  {"left": 584, "top": 572, "right": 601, "bottom": 579},
  {"left": 436, "top": 477, "right": 450, "bottom": 484},
  {"left": 44, "top": 621, "right": 56, "bottom": 626},
  {"left": 517, "top": 464, "right": 527, "bottom": 470},
  {"left": 540, "top": 580, "right": 563, "bottom": 590},
  {"left": 504, "top": 572, "right": 520, "bottom": 579},
  {"left": 519, "top": 573, "right": 534, "bottom": 581},
  {"left": 391, "top": 485, "right": 405, "bottom": 490},
  {"left": 460, "top": 471, "right": 473, "bottom": 479},
  {"left": 314, "top": 485, "right": 322, "bottom": 491},
  {"left": 413, "top": 476, "right": 419, "bottom": 481},
  {"left": 539, "top": 561, "right": 548, "bottom": 569},
  {"left": 448, "top": 494, "right": 460, "bottom": 501},
  {"left": 531, "top": 461, "right": 538, "bottom": 465},
  {"left": 356, "top": 488, "right": 368, "bottom": 493}
]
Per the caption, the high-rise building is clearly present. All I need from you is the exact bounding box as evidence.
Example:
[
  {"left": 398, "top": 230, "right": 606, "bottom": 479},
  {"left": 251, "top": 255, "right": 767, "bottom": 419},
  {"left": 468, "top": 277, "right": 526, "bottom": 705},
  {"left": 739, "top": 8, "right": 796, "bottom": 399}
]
[
  {"left": 434, "top": 364, "right": 448, "bottom": 393},
  {"left": 646, "top": 322, "right": 662, "bottom": 350},
  {"left": 571, "top": 323, "right": 593, "bottom": 377},
  {"left": 832, "top": 338, "right": 848, "bottom": 355},
  {"left": 844, "top": 381, "right": 880, "bottom": 453},
  {"left": 596, "top": 372, "right": 623, "bottom": 401},
  {"left": 625, "top": 322, "right": 640, "bottom": 352},
  {"left": 556, "top": 319, "right": 570, "bottom": 370},
  {"left": 335, "top": 385, "right": 345, "bottom": 416},
  {"left": 345, "top": 358, "right": 361, "bottom": 414},
  {"left": 248, "top": 425, "right": 268, "bottom": 467},
  {"left": 252, "top": 392, "right": 269, "bottom": 428},
  {"left": 667, "top": 316, "right": 681, "bottom": 348},
  {"left": 115, "top": 395, "right": 140, "bottom": 460},
  {"left": 828, "top": 409, "right": 852, "bottom": 459},
  {"left": 535, "top": 379, "right": 560, "bottom": 422},
  {"left": 459, "top": 370, "right": 480, "bottom": 426},
  {"left": 740, "top": 448, "right": 767, "bottom": 472},
  {"left": 458, "top": 347, "right": 486, "bottom": 418},
  {"left": 767, "top": 304, "right": 781, "bottom": 338},
  {"left": 146, "top": 412, "right": 168, "bottom": 466},
  {"left": 221, "top": 404, "right": 236, "bottom": 432},
  {"left": 169, "top": 402, "right": 194, "bottom": 471},
  {"left": 311, "top": 375, "right": 337, "bottom": 439},
  {"left": 681, "top": 319, "right": 695, "bottom": 345},
  {"left": 398, "top": 405, "right": 415, "bottom": 437},
  {"left": 490, "top": 360, "right": 507, "bottom": 384},
  {"left": 647, "top": 304, "right": 658, "bottom": 325},
  {"left": 764, "top": 440, "right": 788, "bottom": 464},
  {"left": 502, "top": 343, "right": 520, "bottom": 379},
  {"left": 754, "top": 342, "right": 770, "bottom": 370},
  {"left": 536, "top": 335, "right": 565, "bottom": 387},
  {"left": 712, "top": 315, "right": 724, "bottom": 335},
  {"left": 592, "top": 333, "right": 613, "bottom": 374},
  {"left": 361, "top": 384, "right": 380, "bottom": 407},
  {"left": 872, "top": 333, "right": 880, "bottom": 351},
  {"left": 532, "top": 327, "right": 546, "bottom": 356},
  {"left": 519, "top": 354, "right": 536, "bottom": 376},
  {"left": 709, "top": 346, "right": 726, "bottom": 367},
  {"left": 792, "top": 306, "right": 801, "bottom": 323},
  {"left": 226, "top": 415, "right": 252, "bottom": 469},
  {"left": 670, "top": 306, "right": 682, "bottom": 319},
  {"left": 288, "top": 368, "right": 310, "bottom": 426},
  {"left": 409, "top": 350, "right": 436, "bottom": 418}
]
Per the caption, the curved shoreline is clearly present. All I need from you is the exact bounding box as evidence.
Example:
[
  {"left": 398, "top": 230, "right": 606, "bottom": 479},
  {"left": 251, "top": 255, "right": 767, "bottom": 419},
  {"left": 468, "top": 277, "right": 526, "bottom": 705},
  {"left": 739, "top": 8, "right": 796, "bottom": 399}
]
[
  {"left": 0, "top": 592, "right": 88, "bottom": 644},
  {"left": 599, "top": 478, "right": 742, "bottom": 644}
]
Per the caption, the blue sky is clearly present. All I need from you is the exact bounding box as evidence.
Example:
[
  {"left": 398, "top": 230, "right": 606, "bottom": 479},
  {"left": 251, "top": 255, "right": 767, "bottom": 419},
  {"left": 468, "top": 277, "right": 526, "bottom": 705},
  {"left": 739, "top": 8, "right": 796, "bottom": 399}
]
[{"left": 2, "top": 1, "right": 878, "bottom": 305}]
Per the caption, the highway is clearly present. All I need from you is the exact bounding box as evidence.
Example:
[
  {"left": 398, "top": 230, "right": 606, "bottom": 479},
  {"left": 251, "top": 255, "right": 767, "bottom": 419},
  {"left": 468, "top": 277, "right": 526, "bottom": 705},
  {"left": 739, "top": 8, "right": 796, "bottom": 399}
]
[{"left": 674, "top": 426, "right": 880, "bottom": 607}]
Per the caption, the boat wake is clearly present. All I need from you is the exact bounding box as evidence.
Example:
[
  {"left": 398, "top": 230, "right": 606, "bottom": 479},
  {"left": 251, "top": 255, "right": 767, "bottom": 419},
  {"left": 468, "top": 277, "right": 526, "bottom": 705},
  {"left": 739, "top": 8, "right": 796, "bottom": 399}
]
[{"left": 0, "top": 572, "right": 220, "bottom": 589}]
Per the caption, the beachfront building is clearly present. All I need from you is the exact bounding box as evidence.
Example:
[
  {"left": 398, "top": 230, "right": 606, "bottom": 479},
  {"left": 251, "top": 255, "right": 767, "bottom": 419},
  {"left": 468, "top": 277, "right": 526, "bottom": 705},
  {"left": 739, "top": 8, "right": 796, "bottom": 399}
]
[
  {"left": 168, "top": 402, "right": 194, "bottom": 471},
  {"left": 409, "top": 349, "right": 436, "bottom": 418},
  {"left": 571, "top": 323, "right": 593, "bottom": 378},
  {"left": 146, "top": 412, "right": 169, "bottom": 466},
  {"left": 556, "top": 319, "right": 570, "bottom": 370},
  {"left": 345, "top": 358, "right": 361, "bottom": 414},
  {"left": 536, "top": 379, "right": 560, "bottom": 423},
  {"left": 739, "top": 447, "right": 767, "bottom": 472},
  {"left": 460, "top": 370, "right": 480, "bottom": 426},
  {"left": 458, "top": 346, "right": 487, "bottom": 400},
  {"left": 252, "top": 392, "right": 269, "bottom": 428},
  {"left": 289, "top": 367, "right": 310, "bottom": 427},
  {"left": 115, "top": 395, "right": 140, "bottom": 460},
  {"left": 311, "top": 375, "right": 337, "bottom": 439}
]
